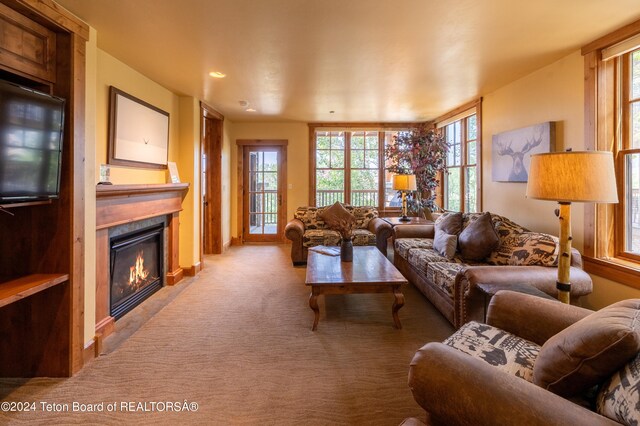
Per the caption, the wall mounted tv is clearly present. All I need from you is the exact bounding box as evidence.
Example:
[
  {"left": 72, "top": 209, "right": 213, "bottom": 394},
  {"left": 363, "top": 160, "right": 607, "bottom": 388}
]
[{"left": 0, "top": 79, "right": 65, "bottom": 205}]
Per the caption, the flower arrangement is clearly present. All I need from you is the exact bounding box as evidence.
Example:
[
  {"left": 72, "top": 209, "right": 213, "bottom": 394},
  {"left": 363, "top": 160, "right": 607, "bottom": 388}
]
[
  {"left": 333, "top": 217, "right": 355, "bottom": 241},
  {"left": 385, "top": 124, "right": 448, "bottom": 213}
]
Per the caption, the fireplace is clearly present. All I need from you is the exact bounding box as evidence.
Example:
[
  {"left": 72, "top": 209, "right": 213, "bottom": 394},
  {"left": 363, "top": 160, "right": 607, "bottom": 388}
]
[{"left": 110, "top": 224, "right": 164, "bottom": 320}]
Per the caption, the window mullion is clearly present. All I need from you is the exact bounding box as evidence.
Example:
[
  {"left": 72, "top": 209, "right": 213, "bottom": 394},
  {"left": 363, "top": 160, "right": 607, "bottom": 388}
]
[{"left": 345, "top": 132, "right": 351, "bottom": 205}]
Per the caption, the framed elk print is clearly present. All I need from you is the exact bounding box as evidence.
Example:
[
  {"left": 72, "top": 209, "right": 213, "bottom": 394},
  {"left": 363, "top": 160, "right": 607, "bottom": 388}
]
[
  {"left": 491, "top": 122, "right": 555, "bottom": 182},
  {"left": 108, "top": 86, "right": 170, "bottom": 169}
]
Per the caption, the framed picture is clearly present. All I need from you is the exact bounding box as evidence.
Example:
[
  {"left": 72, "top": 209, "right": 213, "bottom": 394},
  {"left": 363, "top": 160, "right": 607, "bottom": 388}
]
[
  {"left": 108, "top": 86, "right": 170, "bottom": 169},
  {"left": 491, "top": 121, "right": 555, "bottom": 182}
]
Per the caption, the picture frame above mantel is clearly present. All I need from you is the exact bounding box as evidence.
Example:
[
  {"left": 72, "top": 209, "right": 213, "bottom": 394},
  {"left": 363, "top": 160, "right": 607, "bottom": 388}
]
[{"left": 108, "top": 86, "right": 170, "bottom": 169}]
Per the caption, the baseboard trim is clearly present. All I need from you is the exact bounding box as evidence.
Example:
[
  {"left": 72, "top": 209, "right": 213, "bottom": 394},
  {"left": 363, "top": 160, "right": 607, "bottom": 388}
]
[
  {"left": 231, "top": 237, "right": 242, "bottom": 246},
  {"left": 184, "top": 262, "right": 203, "bottom": 277},
  {"left": 83, "top": 339, "right": 96, "bottom": 364},
  {"left": 95, "top": 316, "right": 115, "bottom": 340},
  {"left": 223, "top": 240, "right": 231, "bottom": 251},
  {"left": 166, "top": 268, "right": 184, "bottom": 285}
]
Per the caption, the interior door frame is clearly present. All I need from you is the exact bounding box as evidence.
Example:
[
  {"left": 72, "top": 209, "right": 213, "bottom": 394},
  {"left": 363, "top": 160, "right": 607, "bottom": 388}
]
[
  {"left": 201, "top": 103, "right": 224, "bottom": 255},
  {"left": 236, "top": 139, "right": 288, "bottom": 243}
]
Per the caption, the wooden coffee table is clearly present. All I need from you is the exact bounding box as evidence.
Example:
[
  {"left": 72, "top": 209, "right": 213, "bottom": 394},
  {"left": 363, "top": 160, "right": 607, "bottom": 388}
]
[{"left": 305, "top": 246, "right": 408, "bottom": 331}]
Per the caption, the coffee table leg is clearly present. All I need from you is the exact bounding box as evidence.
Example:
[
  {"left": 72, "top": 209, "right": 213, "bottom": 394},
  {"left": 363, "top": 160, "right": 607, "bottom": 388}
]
[
  {"left": 309, "top": 290, "right": 320, "bottom": 331},
  {"left": 392, "top": 287, "right": 405, "bottom": 329}
]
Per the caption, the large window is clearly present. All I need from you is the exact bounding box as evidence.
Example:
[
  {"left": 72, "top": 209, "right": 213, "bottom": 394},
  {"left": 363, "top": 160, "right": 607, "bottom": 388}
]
[
  {"left": 621, "top": 49, "right": 640, "bottom": 257},
  {"left": 440, "top": 112, "right": 480, "bottom": 213},
  {"left": 583, "top": 29, "right": 640, "bottom": 286},
  {"left": 312, "top": 127, "right": 412, "bottom": 208}
]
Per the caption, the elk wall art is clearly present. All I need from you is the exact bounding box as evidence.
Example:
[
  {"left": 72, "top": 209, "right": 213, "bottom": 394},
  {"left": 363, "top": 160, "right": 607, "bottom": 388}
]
[{"left": 491, "top": 122, "right": 555, "bottom": 182}]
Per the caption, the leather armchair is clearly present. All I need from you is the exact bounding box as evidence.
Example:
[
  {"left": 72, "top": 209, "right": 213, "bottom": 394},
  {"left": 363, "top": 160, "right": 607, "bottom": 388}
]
[{"left": 407, "top": 291, "right": 622, "bottom": 425}]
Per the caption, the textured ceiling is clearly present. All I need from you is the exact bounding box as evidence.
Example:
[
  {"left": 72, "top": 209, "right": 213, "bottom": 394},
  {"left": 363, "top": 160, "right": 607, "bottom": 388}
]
[{"left": 56, "top": 0, "right": 640, "bottom": 122}]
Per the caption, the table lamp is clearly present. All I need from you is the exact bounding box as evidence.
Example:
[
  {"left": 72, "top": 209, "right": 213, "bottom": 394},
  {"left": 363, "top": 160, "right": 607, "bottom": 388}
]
[
  {"left": 393, "top": 174, "right": 417, "bottom": 222},
  {"left": 526, "top": 151, "right": 618, "bottom": 303}
]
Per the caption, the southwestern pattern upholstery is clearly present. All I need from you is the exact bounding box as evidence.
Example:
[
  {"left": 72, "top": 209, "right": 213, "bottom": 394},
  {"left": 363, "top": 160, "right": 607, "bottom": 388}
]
[
  {"left": 444, "top": 321, "right": 539, "bottom": 382},
  {"left": 393, "top": 211, "right": 592, "bottom": 328},
  {"left": 406, "top": 291, "right": 640, "bottom": 426},
  {"left": 285, "top": 204, "right": 392, "bottom": 265},
  {"left": 597, "top": 354, "right": 640, "bottom": 425}
]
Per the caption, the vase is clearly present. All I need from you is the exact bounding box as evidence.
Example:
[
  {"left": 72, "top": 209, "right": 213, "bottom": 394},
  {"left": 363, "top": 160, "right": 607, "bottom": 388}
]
[{"left": 340, "top": 239, "right": 353, "bottom": 262}]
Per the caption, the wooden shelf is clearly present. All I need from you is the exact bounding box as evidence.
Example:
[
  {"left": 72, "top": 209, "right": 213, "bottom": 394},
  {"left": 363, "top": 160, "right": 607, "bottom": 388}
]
[{"left": 0, "top": 273, "right": 69, "bottom": 309}]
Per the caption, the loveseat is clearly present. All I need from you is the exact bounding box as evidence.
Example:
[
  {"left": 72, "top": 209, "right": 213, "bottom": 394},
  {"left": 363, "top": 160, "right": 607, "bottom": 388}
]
[
  {"left": 284, "top": 204, "right": 392, "bottom": 265},
  {"left": 406, "top": 291, "right": 640, "bottom": 425},
  {"left": 393, "top": 211, "right": 592, "bottom": 328}
]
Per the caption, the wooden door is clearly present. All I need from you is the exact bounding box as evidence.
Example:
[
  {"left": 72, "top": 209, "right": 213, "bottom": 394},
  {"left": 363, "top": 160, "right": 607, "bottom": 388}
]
[
  {"left": 202, "top": 106, "right": 223, "bottom": 254},
  {"left": 243, "top": 146, "right": 285, "bottom": 242}
]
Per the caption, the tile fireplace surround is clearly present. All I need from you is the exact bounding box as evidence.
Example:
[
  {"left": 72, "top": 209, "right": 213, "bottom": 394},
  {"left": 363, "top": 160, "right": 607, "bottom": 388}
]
[{"left": 95, "top": 183, "right": 189, "bottom": 344}]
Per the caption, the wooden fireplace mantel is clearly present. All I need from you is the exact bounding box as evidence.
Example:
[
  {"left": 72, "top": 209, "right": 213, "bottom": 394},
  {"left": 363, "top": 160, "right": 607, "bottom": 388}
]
[{"left": 95, "top": 183, "right": 189, "bottom": 342}]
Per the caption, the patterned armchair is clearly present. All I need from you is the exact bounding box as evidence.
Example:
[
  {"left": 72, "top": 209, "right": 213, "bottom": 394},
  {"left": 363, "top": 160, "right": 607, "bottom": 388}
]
[{"left": 284, "top": 205, "right": 392, "bottom": 265}]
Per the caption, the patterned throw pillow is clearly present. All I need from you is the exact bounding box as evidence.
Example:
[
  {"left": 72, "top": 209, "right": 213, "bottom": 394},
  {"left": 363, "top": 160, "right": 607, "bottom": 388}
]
[
  {"left": 352, "top": 206, "right": 378, "bottom": 229},
  {"left": 487, "top": 230, "right": 559, "bottom": 266},
  {"left": 597, "top": 353, "right": 640, "bottom": 425},
  {"left": 294, "top": 206, "right": 326, "bottom": 229},
  {"left": 445, "top": 321, "right": 540, "bottom": 382}
]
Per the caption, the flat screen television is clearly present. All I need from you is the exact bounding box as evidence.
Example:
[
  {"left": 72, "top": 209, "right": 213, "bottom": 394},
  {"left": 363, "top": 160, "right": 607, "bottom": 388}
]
[{"left": 0, "top": 79, "right": 65, "bottom": 204}]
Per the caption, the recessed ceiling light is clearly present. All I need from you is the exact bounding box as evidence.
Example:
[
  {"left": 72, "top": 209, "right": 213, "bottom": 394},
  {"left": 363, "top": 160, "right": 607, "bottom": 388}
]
[
  {"left": 239, "top": 100, "right": 249, "bottom": 107},
  {"left": 209, "top": 71, "right": 226, "bottom": 78},
  {"left": 329, "top": 110, "right": 335, "bottom": 114},
  {"left": 245, "top": 108, "right": 257, "bottom": 112}
]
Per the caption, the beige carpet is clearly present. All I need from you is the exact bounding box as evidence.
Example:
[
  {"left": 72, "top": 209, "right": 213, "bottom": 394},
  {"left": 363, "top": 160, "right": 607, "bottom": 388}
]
[{"left": 0, "top": 245, "right": 453, "bottom": 425}]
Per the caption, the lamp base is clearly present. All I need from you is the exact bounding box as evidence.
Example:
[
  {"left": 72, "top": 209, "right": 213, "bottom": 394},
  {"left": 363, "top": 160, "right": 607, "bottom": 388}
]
[{"left": 399, "top": 216, "right": 411, "bottom": 222}]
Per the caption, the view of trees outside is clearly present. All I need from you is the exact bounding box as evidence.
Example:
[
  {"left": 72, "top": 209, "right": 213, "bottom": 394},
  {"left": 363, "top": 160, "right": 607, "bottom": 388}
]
[
  {"left": 444, "top": 114, "right": 478, "bottom": 213},
  {"left": 249, "top": 151, "right": 278, "bottom": 234},
  {"left": 315, "top": 131, "right": 380, "bottom": 206},
  {"left": 627, "top": 50, "right": 640, "bottom": 252}
]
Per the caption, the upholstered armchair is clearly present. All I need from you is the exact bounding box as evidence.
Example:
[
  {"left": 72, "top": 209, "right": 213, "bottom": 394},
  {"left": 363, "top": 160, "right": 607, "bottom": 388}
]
[
  {"left": 405, "top": 291, "right": 640, "bottom": 425},
  {"left": 285, "top": 204, "right": 392, "bottom": 265}
]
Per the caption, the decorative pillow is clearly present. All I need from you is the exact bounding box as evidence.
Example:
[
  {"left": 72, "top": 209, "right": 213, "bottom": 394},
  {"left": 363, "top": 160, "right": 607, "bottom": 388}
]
[
  {"left": 457, "top": 212, "right": 499, "bottom": 261},
  {"left": 433, "top": 229, "right": 457, "bottom": 260},
  {"left": 352, "top": 206, "right": 378, "bottom": 229},
  {"left": 533, "top": 299, "right": 640, "bottom": 397},
  {"left": 294, "top": 206, "right": 322, "bottom": 229},
  {"left": 487, "top": 231, "right": 559, "bottom": 266},
  {"left": 318, "top": 201, "right": 355, "bottom": 230},
  {"left": 597, "top": 353, "right": 640, "bottom": 425},
  {"left": 445, "top": 321, "right": 540, "bottom": 382},
  {"left": 435, "top": 212, "right": 463, "bottom": 235}
]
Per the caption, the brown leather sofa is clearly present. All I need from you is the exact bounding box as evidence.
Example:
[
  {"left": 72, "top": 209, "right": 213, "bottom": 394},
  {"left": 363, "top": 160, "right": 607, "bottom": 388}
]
[
  {"left": 284, "top": 205, "right": 392, "bottom": 265},
  {"left": 393, "top": 212, "right": 592, "bottom": 328},
  {"left": 406, "top": 291, "right": 639, "bottom": 425}
]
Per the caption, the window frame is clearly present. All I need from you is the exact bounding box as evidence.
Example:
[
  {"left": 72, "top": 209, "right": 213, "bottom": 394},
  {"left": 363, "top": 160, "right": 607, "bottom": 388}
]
[
  {"left": 308, "top": 123, "right": 419, "bottom": 211},
  {"left": 434, "top": 99, "right": 483, "bottom": 213},
  {"left": 582, "top": 19, "right": 640, "bottom": 289}
]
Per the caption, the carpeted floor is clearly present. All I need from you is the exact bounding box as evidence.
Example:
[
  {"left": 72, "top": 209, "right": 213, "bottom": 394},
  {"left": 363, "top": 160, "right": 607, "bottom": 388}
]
[{"left": 0, "top": 245, "right": 454, "bottom": 425}]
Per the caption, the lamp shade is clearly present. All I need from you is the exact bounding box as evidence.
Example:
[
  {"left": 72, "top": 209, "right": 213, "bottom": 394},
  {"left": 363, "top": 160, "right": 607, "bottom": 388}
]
[
  {"left": 526, "top": 151, "right": 618, "bottom": 203},
  {"left": 393, "top": 174, "right": 417, "bottom": 191}
]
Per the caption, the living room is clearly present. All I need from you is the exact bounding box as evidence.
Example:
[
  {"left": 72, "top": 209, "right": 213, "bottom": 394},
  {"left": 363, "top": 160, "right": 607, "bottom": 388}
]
[{"left": 2, "top": 0, "right": 640, "bottom": 424}]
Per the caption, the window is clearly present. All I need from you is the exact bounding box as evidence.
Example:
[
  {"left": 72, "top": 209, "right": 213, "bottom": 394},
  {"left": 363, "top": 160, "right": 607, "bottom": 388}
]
[
  {"left": 311, "top": 127, "right": 413, "bottom": 208},
  {"left": 439, "top": 110, "right": 480, "bottom": 213},
  {"left": 621, "top": 49, "right": 640, "bottom": 257},
  {"left": 583, "top": 28, "right": 640, "bottom": 287}
]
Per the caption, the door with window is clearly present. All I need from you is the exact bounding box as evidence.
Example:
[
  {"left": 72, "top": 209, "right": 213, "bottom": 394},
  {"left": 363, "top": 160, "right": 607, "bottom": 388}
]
[{"left": 242, "top": 146, "right": 286, "bottom": 242}]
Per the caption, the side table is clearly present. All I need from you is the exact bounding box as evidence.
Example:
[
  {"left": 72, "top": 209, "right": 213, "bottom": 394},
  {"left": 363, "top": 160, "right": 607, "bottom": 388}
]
[
  {"left": 382, "top": 217, "right": 434, "bottom": 227},
  {"left": 476, "top": 282, "right": 557, "bottom": 321}
]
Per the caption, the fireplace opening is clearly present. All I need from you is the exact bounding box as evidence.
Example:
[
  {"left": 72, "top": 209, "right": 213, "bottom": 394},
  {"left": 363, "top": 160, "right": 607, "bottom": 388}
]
[{"left": 110, "top": 224, "right": 164, "bottom": 320}]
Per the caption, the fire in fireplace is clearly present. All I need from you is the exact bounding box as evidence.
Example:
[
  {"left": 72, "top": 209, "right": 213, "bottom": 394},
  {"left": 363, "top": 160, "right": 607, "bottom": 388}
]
[{"left": 110, "top": 224, "right": 164, "bottom": 319}]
